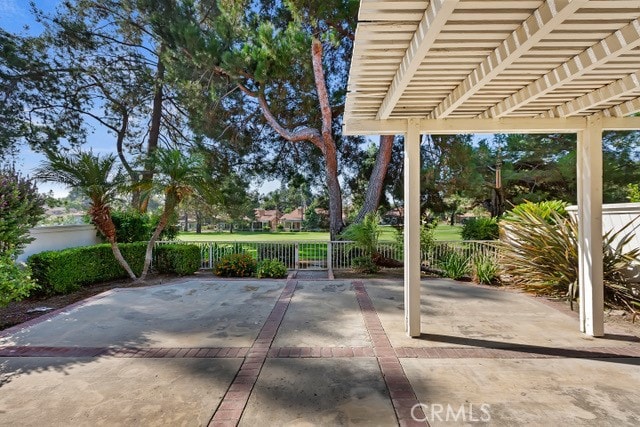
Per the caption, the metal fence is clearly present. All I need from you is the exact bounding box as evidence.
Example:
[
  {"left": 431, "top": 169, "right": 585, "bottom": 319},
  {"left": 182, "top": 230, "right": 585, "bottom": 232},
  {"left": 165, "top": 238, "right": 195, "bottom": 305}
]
[{"left": 155, "top": 239, "right": 500, "bottom": 272}]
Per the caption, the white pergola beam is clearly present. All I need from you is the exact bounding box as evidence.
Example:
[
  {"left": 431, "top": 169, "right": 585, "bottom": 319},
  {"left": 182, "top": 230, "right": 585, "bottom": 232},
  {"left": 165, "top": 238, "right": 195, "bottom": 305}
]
[
  {"left": 376, "top": 0, "right": 458, "bottom": 120},
  {"left": 404, "top": 118, "right": 421, "bottom": 338},
  {"left": 577, "top": 114, "right": 604, "bottom": 337},
  {"left": 542, "top": 71, "right": 640, "bottom": 117},
  {"left": 604, "top": 96, "right": 640, "bottom": 117},
  {"left": 344, "top": 116, "right": 640, "bottom": 135},
  {"left": 482, "top": 18, "right": 640, "bottom": 118},
  {"left": 430, "top": 0, "right": 585, "bottom": 119}
]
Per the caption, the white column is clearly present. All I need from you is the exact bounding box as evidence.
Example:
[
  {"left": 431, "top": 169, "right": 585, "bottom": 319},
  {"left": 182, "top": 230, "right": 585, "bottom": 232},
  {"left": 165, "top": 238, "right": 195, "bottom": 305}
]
[
  {"left": 577, "top": 114, "right": 604, "bottom": 337},
  {"left": 404, "top": 119, "right": 421, "bottom": 337}
]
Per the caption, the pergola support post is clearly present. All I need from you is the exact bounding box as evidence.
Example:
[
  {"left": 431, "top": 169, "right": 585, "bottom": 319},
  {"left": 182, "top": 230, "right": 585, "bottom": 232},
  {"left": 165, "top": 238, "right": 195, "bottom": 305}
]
[
  {"left": 404, "top": 118, "right": 421, "bottom": 337},
  {"left": 577, "top": 115, "right": 604, "bottom": 337}
]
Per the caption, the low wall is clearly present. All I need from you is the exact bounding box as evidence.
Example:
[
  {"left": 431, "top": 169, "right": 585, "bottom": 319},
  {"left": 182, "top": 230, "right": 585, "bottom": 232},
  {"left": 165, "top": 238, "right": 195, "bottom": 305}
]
[{"left": 18, "top": 225, "right": 101, "bottom": 263}]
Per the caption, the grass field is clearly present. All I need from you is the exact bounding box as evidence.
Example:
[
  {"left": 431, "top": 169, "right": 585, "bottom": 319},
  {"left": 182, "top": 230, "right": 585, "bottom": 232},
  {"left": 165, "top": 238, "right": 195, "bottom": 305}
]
[{"left": 177, "top": 224, "right": 462, "bottom": 242}]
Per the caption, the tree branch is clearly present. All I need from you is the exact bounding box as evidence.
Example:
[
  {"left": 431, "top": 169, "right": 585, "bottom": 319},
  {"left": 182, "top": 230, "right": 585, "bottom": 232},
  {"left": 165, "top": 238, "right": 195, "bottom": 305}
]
[{"left": 256, "top": 89, "right": 324, "bottom": 150}]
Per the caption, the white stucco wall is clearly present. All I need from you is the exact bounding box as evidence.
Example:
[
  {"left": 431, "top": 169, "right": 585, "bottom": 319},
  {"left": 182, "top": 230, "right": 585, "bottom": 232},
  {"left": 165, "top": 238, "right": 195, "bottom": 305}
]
[
  {"left": 18, "top": 225, "right": 101, "bottom": 262},
  {"left": 568, "top": 203, "right": 640, "bottom": 282}
]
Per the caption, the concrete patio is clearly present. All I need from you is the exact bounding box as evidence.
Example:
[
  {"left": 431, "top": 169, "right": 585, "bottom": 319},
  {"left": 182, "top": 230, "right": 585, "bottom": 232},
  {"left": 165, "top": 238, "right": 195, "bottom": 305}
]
[{"left": 1, "top": 276, "right": 639, "bottom": 426}]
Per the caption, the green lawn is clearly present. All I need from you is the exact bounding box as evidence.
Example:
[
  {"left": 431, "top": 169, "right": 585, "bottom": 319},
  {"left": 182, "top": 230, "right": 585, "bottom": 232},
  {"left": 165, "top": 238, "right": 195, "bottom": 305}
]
[{"left": 177, "top": 224, "right": 461, "bottom": 242}]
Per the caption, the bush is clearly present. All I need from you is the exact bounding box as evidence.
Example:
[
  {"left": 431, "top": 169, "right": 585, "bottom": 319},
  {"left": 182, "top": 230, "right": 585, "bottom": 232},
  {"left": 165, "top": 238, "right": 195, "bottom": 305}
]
[
  {"left": 438, "top": 252, "right": 470, "bottom": 280},
  {"left": 111, "top": 210, "right": 151, "bottom": 242},
  {"left": 155, "top": 244, "right": 201, "bottom": 275},
  {"left": 351, "top": 256, "right": 380, "bottom": 274},
  {"left": 0, "top": 170, "right": 46, "bottom": 255},
  {"left": 0, "top": 252, "right": 39, "bottom": 306},
  {"left": 256, "top": 259, "right": 288, "bottom": 278},
  {"left": 110, "top": 210, "right": 179, "bottom": 243},
  {"left": 472, "top": 254, "right": 499, "bottom": 285},
  {"left": 501, "top": 201, "right": 640, "bottom": 309},
  {"left": 461, "top": 217, "right": 499, "bottom": 240},
  {"left": 215, "top": 253, "right": 257, "bottom": 277},
  {"left": 28, "top": 242, "right": 147, "bottom": 294}
]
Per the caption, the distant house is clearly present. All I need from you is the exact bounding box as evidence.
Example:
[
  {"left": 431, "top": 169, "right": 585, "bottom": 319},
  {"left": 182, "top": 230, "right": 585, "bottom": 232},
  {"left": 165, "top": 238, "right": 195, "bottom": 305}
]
[
  {"left": 280, "top": 207, "right": 304, "bottom": 231},
  {"left": 382, "top": 207, "right": 403, "bottom": 225},
  {"left": 252, "top": 209, "right": 281, "bottom": 231}
]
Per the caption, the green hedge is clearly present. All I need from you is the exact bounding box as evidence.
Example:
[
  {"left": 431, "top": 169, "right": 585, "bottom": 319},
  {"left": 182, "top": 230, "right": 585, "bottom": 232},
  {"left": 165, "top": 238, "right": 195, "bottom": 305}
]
[
  {"left": 28, "top": 242, "right": 146, "bottom": 294},
  {"left": 28, "top": 242, "right": 201, "bottom": 294},
  {"left": 155, "top": 244, "right": 201, "bottom": 275}
]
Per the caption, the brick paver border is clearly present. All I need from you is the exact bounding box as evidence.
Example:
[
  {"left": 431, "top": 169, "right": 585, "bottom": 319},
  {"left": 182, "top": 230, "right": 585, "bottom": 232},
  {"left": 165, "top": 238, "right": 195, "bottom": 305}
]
[
  {"left": 352, "top": 281, "right": 428, "bottom": 427},
  {"left": 2, "top": 344, "right": 638, "bottom": 360},
  {"left": 208, "top": 279, "right": 298, "bottom": 427}
]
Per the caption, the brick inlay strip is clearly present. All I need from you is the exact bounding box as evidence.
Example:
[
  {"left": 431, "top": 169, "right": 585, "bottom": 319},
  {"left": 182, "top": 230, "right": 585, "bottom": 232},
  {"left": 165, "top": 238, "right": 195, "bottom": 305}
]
[
  {"left": 353, "top": 281, "right": 428, "bottom": 427},
  {"left": 208, "top": 279, "right": 298, "bottom": 427},
  {"left": 2, "top": 344, "right": 637, "bottom": 360}
]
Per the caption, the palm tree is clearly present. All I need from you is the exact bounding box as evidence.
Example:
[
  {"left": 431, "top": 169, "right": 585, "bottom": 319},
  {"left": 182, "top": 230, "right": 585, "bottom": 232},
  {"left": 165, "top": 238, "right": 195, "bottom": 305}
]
[
  {"left": 139, "top": 148, "right": 204, "bottom": 280},
  {"left": 35, "top": 150, "right": 137, "bottom": 280}
]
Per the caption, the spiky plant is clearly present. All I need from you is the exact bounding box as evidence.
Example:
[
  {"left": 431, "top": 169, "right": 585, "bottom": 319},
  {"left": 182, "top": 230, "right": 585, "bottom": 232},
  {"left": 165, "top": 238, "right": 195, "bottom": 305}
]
[
  {"left": 501, "top": 201, "right": 640, "bottom": 311},
  {"left": 35, "top": 150, "right": 137, "bottom": 279},
  {"left": 340, "top": 211, "right": 382, "bottom": 260}
]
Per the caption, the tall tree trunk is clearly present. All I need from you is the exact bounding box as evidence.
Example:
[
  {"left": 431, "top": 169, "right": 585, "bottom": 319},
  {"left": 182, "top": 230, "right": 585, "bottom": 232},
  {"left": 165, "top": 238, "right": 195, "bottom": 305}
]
[
  {"left": 115, "top": 110, "right": 141, "bottom": 209},
  {"left": 354, "top": 135, "right": 395, "bottom": 223},
  {"left": 139, "top": 43, "right": 166, "bottom": 213},
  {"left": 139, "top": 194, "right": 176, "bottom": 281},
  {"left": 324, "top": 144, "right": 344, "bottom": 240},
  {"left": 89, "top": 203, "right": 137, "bottom": 280}
]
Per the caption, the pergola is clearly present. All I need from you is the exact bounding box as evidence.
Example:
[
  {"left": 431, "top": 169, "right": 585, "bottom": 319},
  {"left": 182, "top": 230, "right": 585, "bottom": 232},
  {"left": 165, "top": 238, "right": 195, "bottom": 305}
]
[{"left": 343, "top": 0, "right": 640, "bottom": 338}]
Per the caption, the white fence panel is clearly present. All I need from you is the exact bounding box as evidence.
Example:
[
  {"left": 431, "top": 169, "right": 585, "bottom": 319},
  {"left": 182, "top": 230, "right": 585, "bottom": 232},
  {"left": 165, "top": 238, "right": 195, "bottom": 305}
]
[{"left": 159, "top": 239, "right": 500, "bottom": 273}]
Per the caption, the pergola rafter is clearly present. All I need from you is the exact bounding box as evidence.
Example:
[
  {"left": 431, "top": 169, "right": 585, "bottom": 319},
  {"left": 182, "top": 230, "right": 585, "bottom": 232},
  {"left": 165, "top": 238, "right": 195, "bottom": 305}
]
[
  {"left": 480, "top": 18, "right": 640, "bottom": 119},
  {"left": 430, "top": 0, "right": 587, "bottom": 119},
  {"left": 376, "top": 0, "right": 459, "bottom": 120},
  {"left": 541, "top": 71, "right": 640, "bottom": 117}
]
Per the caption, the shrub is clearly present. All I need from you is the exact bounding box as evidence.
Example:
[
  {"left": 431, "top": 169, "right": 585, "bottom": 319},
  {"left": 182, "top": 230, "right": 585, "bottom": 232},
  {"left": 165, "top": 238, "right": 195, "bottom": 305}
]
[
  {"left": 0, "top": 170, "right": 46, "bottom": 255},
  {"left": 215, "top": 253, "right": 257, "bottom": 277},
  {"left": 501, "top": 202, "right": 640, "bottom": 310},
  {"left": 111, "top": 210, "right": 151, "bottom": 242},
  {"left": 472, "top": 254, "right": 499, "bottom": 285},
  {"left": 258, "top": 244, "right": 295, "bottom": 266},
  {"left": 438, "top": 252, "right": 470, "bottom": 280},
  {"left": 340, "top": 212, "right": 381, "bottom": 259},
  {"left": 28, "top": 242, "right": 146, "bottom": 294},
  {"left": 351, "top": 256, "right": 380, "bottom": 274},
  {"left": 461, "top": 217, "right": 499, "bottom": 240},
  {"left": 155, "top": 244, "right": 201, "bottom": 275},
  {"left": 0, "top": 252, "right": 39, "bottom": 306},
  {"left": 276, "top": 224, "right": 284, "bottom": 231},
  {"left": 256, "top": 259, "right": 288, "bottom": 278},
  {"left": 421, "top": 219, "right": 438, "bottom": 252},
  {"left": 110, "top": 210, "right": 179, "bottom": 243}
]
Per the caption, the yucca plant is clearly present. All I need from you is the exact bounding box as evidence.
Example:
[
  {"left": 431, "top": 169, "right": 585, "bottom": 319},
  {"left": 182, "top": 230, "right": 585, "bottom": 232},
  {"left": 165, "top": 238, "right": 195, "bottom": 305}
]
[
  {"left": 472, "top": 253, "right": 500, "bottom": 285},
  {"left": 438, "top": 251, "right": 471, "bottom": 280},
  {"left": 501, "top": 201, "right": 640, "bottom": 311}
]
